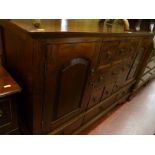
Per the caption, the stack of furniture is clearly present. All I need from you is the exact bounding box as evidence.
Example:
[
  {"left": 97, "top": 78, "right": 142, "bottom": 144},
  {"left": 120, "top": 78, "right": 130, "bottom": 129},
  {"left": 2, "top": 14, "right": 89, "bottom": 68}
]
[{"left": 0, "top": 19, "right": 154, "bottom": 134}]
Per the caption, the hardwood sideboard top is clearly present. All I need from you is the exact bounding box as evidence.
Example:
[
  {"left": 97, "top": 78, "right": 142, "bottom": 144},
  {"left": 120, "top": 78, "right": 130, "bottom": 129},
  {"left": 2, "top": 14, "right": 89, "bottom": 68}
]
[{"left": 0, "top": 19, "right": 154, "bottom": 38}]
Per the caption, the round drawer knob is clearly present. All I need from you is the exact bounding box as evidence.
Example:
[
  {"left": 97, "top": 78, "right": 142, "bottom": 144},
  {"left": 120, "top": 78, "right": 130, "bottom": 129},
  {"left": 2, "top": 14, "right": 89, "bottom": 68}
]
[
  {"left": 0, "top": 109, "right": 3, "bottom": 118},
  {"left": 99, "top": 75, "right": 104, "bottom": 81},
  {"left": 91, "top": 69, "right": 95, "bottom": 74},
  {"left": 106, "top": 51, "right": 112, "bottom": 60}
]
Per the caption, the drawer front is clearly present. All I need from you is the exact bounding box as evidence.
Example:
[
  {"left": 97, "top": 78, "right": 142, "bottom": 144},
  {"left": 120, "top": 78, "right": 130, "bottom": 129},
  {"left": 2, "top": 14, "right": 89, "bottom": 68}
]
[
  {"left": 99, "top": 41, "right": 120, "bottom": 66},
  {"left": 115, "top": 39, "right": 138, "bottom": 61}
]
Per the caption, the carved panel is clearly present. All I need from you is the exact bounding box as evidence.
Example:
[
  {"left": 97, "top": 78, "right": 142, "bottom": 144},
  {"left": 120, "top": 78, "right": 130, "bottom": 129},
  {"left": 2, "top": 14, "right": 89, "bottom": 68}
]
[
  {"left": 55, "top": 58, "right": 89, "bottom": 118},
  {"left": 115, "top": 39, "right": 139, "bottom": 61},
  {"left": 46, "top": 42, "right": 99, "bottom": 71}
]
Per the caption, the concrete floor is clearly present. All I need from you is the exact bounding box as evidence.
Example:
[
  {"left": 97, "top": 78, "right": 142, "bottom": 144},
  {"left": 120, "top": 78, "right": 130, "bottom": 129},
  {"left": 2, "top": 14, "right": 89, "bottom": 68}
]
[{"left": 84, "top": 79, "right": 155, "bottom": 135}]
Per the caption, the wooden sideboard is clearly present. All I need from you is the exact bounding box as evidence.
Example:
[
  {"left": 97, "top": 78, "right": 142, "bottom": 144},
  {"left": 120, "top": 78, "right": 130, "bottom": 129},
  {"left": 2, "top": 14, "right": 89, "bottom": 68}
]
[{"left": 0, "top": 20, "right": 154, "bottom": 134}]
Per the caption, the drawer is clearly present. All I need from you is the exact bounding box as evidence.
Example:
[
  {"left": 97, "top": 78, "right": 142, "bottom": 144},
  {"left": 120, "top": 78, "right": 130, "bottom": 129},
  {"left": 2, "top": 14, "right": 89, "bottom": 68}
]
[
  {"left": 115, "top": 39, "right": 138, "bottom": 61},
  {"left": 89, "top": 67, "right": 115, "bottom": 100},
  {"left": 0, "top": 98, "right": 12, "bottom": 127},
  {"left": 141, "top": 38, "right": 153, "bottom": 48},
  {"left": 99, "top": 41, "right": 120, "bottom": 66}
]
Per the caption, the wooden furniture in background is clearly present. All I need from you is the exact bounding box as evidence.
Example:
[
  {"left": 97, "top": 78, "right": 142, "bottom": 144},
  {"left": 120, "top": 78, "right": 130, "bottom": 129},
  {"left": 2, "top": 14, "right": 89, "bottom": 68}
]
[
  {"left": 0, "top": 25, "right": 21, "bottom": 134},
  {"left": 0, "top": 66, "right": 21, "bottom": 134},
  {"left": 0, "top": 19, "right": 154, "bottom": 134}
]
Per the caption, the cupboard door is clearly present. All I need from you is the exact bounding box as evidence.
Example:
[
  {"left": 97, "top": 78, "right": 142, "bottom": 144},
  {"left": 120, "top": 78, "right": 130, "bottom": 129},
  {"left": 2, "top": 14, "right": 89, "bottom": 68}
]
[
  {"left": 42, "top": 40, "right": 100, "bottom": 133},
  {"left": 55, "top": 58, "right": 89, "bottom": 118}
]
